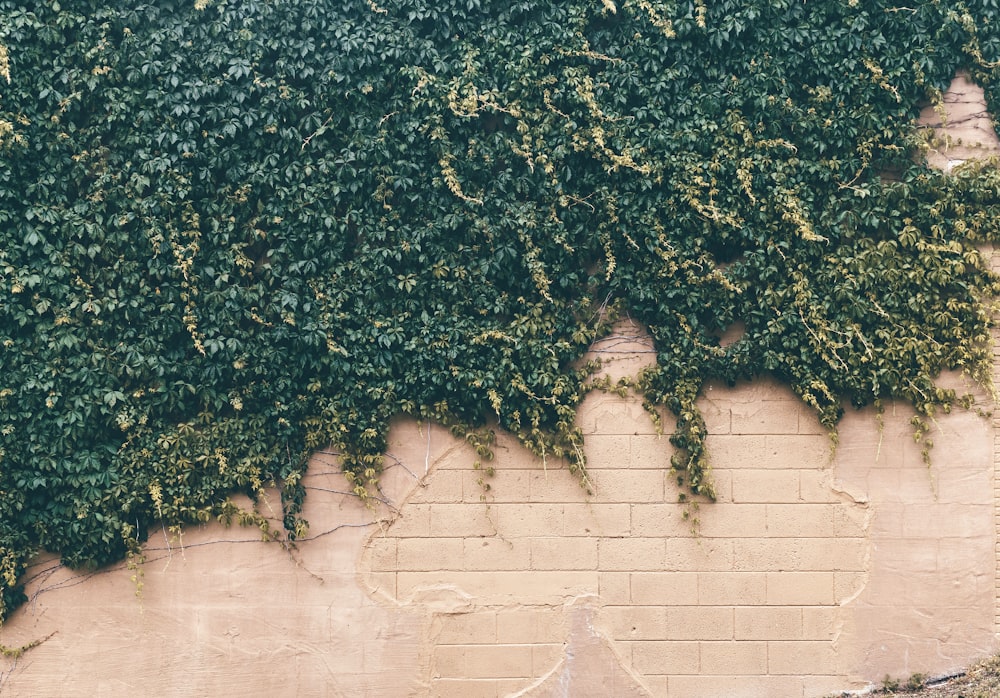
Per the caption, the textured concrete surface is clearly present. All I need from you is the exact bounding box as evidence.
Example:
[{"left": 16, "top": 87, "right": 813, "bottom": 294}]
[{"left": 0, "top": 73, "right": 998, "bottom": 697}]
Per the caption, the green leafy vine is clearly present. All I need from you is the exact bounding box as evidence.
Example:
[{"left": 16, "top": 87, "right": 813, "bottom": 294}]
[{"left": 2, "top": 0, "right": 1000, "bottom": 622}]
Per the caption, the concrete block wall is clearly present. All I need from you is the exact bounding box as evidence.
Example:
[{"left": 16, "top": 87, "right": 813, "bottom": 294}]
[
  {"left": 367, "top": 379, "right": 871, "bottom": 698},
  {"left": 352, "top": 323, "right": 994, "bottom": 698}
]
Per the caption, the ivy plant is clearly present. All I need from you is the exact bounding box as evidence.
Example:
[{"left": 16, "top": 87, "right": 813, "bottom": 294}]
[{"left": 2, "top": 0, "right": 1000, "bottom": 621}]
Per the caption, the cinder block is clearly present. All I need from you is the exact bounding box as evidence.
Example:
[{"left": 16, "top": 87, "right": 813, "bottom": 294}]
[
  {"left": 407, "top": 469, "right": 465, "bottom": 504},
  {"left": 772, "top": 435, "right": 834, "bottom": 467},
  {"left": 429, "top": 679, "right": 498, "bottom": 698},
  {"left": 563, "top": 503, "right": 631, "bottom": 537},
  {"left": 630, "top": 640, "right": 700, "bottom": 674},
  {"left": 630, "top": 503, "right": 695, "bottom": 538},
  {"left": 699, "top": 640, "right": 767, "bottom": 674},
  {"left": 731, "top": 398, "right": 814, "bottom": 435},
  {"left": 801, "top": 607, "right": 837, "bottom": 640},
  {"left": 734, "top": 606, "right": 802, "bottom": 640},
  {"left": 386, "top": 502, "right": 431, "bottom": 537},
  {"left": 697, "top": 572, "right": 767, "bottom": 605},
  {"left": 397, "top": 537, "right": 464, "bottom": 571},
  {"left": 708, "top": 435, "right": 767, "bottom": 466},
  {"left": 664, "top": 606, "right": 734, "bottom": 640},
  {"left": 697, "top": 504, "right": 767, "bottom": 538},
  {"left": 731, "top": 470, "right": 800, "bottom": 503},
  {"left": 665, "top": 538, "right": 735, "bottom": 571},
  {"left": 765, "top": 503, "right": 837, "bottom": 537},
  {"left": 734, "top": 675, "right": 810, "bottom": 697},
  {"left": 702, "top": 468, "right": 734, "bottom": 502},
  {"left": 665, "top": 675, "right": 742, "bottom": 698},
  {"left": 599, "top": 571, "right": 631, "bottom": 604},
  {"left": 462, "top": 644, "right": 535, "bottom": 679},
  {"left": 496, "top": 608, "right": 565, "bottom": 644},
  {"left": 576, "top": 394, "right": 660, "bottom": 435},
  {"left": 433, "top": 645, "right": 466, "bottom": 677},
  {"left": 464, "top": 537, "right": 531, "bottom": 571},
  {"left": 766, "top": 572, "right": 834, "bottom": 605},
  {"left": 798, "top": 470, "right": 845, "bottom": 503},
  {"left": 733, "top": 538, "right": 802, "bottom": 571},
  {"left": 462, "top": 469, "right": 530, "bottom": 503},
  {"left": 697, "top": 388, "right": 732, "bottom": 434},
  {"left": 487, "top": 571, "right": 601, "bottom": 602},
  {"left": 798, "top": 411, "right": 830, "bottom": 435},
  {"left": 599, "top": 537, "right": 666, "bottom": 571},
  {"left": 496, "top": 679, "right": 531, "bottom": 695},
  {"left": 802, "top": 675, "right": 856, "bottom": 697},
  {"left": 435, "top": 611, "right": 498, "bottom": 644},
  {"left": 384, "top": 417, "right": 462, "bottom": 461},
  {"left": 583, "top": 321, "right": 655, "bottom": 366},
  {"left": 710, "top": 434, "right": 831, "bottom": 468},
  {"left": 588, "top": 468, "right": 666, "bottom": 503},
  {"left": 581, "top": 434, "right": 633, "bottom": 469},
  {"left": 399, "top": 571, "right": 595, "bottom": 603},
  {"left": 528, "top": 469, "right": 592, "bottom": 503},
  {"left": 530, "top": 537, "right": 598, "bottom": 570},
  {"left": 602, "top": 604, "right": 669, "bottom": 641},
  {"left": 496, "top": 503, "right": 562, "bottom": 538},
  {"left": 434, "top": 443, "right": 480, "bottom": 470},
  {"left": 767, "top": 640, "right": 838, "bottom": 675},
  {"left": 630, "top": 572, "right": 699, "bottom": 606},
  {"left": 797, "top": 538, "right": 867, "bottom": 572},
  {"left": 732, "top": 469, "right": 799, "bottom": 504},
  {"left": 628, "top": 434, "right": 675, "bottom": 470},
  {"left": 429, "top": 503, "right": 497, "bottom": 537},
  {"left": 641, "top": 675, "right": 671, "bottom": 694}
]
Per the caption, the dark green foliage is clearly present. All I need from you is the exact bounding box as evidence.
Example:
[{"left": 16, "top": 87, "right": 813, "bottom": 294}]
[{"left": 2, "top": 0, "right": 1000, "bottom": 621}]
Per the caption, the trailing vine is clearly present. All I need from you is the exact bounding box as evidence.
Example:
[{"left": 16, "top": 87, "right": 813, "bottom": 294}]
[{"left": 3, "top": 0, "right": 1000, "bottom": 621}]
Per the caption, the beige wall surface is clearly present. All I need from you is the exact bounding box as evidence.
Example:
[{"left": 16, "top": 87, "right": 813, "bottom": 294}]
[{"left": 1, "top": 74, "right": 999, "bottom": 697}]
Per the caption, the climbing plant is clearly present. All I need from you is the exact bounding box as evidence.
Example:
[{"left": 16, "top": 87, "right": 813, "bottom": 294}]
[{"left": 3, "top": 0, "right": 1000, "bottom": 621}]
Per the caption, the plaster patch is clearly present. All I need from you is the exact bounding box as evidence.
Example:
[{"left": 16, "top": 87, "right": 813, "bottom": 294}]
[{"left": 510, "top": 596, "right": 652, "bottom": 698}]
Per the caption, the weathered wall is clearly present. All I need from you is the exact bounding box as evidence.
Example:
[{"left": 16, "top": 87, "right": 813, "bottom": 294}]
[{"left": 0, "top": 74, "right": 998, "bottom": 697}]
